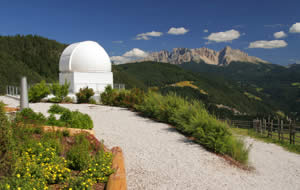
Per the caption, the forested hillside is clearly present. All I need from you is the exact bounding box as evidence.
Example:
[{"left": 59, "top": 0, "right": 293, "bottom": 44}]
[
  {"left": 180, "top": 61, "right": 300, "bottom": 118},
  {"left": 113, "top": 62, "right": 275, "bottom": 117},
  {"left": 0, "top": 35, "right": 66, "bottom": 93}
]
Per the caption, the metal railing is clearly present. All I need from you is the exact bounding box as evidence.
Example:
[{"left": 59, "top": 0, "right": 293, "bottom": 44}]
[
  {"left": 113, "top": 83, "right": 125, "bottom": 90},
  {"left": 6, "top": 85, "right": 20, "bottom": 96}
]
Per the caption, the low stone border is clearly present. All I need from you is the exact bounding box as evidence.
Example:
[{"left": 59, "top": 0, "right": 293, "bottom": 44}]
[{"left": 107, "top": 147, "right": 127, "bottom": 190}]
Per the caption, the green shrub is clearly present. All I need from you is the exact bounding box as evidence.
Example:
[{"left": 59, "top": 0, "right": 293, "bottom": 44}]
[
  {"left": 66, "top": 134, "right": 91, "bottom": 170},
  {"left": 105, "top": 89, "right": 249, "bottom": 164},
  {"left": 89, "top": 98, "right": 97, "bottom": 104},
  {"left": 137, "top": 92, "right": 249, "bottom": 163},
  {"left": 50, "top": 81, "right": 70, "bottom": 103},
  {"left": 62, "top": 96, "right": 73, "bottom": 103},
  {"left": 0, "top": 105, "right": 112, "bottom": 189},
  {"left": 123, "top": 88, "right": 145, "bottom": 109},
  {"left": 15, "top": 108, "right": 47, "bottom": 125},
  {"left": 66, "top": 146, "right": 114, "bottom": 189},
  {"left": 28, "top": 80, "right": 51, "bottom": 102},
  {"left": 45, "top": 114, "right": 65, "bottom": 127},
  {"left": 10, "top": 141, "right": 70, "bottom": 188},
  {"left": 100, "top": 85, "right": 115, "bottom": 105},
  {"left": 48, "top": 104, "right": 69, "bottom": 114},
  {"left": 225, "top": 137, "right": 250, "bottom": 164},
  {"left": 60, "top": 110, "right": 93, "bottom": 129},
  {"left": 76, "top": 87, "right": 95, "bottom": 103},
  {"left": 101, "top": 86, "right": 145, "bottom": 109},
  {"left": 47, "top": 105, "right": 93, "bottom": 129},
  {"left": 0, "top": 101, "right": 15, "bottom": 176}
]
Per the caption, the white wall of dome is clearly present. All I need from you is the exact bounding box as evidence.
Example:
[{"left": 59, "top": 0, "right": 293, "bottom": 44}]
[{"left": 59, "top": 41, "right": 111, "bottom": 73}]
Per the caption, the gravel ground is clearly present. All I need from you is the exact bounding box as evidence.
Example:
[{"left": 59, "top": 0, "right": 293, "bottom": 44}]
[{"left": 1, "top": 96, "right": 300, "bottom": 190}]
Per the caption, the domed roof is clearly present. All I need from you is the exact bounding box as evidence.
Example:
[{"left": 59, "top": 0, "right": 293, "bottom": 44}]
[{"left": 59, "top": 41, "right": 111, "bottom": 72}]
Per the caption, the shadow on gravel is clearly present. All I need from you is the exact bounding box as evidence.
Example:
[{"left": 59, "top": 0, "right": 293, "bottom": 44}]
[
  {"left": 162, "top": 127, "right": 177, "bottom": 133},
  {"left": 177, "top": 138, "right": 195, "bottom": 145}
]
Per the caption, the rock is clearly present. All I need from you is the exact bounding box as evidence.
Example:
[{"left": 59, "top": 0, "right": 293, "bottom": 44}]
[{"left": 137, "top": 46, "right": 268, "bottom": 66}]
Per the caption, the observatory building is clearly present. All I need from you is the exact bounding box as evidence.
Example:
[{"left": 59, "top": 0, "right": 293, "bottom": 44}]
[{"left": 59, "top": 41, "right": 113, "bottom": 96}]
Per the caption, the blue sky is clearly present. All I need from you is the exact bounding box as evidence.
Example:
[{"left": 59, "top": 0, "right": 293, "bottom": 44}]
[{"left": 0, "top": 0, "right": 299, "bottom": 65}]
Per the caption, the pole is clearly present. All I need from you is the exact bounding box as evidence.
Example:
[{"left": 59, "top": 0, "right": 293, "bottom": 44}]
[{"left": 20, "top": 76, "right": 29, "bottom": 110}]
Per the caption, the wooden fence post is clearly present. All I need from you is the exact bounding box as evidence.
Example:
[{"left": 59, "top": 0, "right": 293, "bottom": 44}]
[
  {"left": 263, "top": 118, "right": 266, "bottom": 135},
  {"left": 277, "top": 119, "right": 280, "bottom": 141},
  {"left": 281, "top": 120, "right": 284, "bottom": 142},
  {"left": 292, "top": 121, "right": 295, "bottom": 145},
  {"left": 289, "top": 120, "right": 292, "bottom": 144},
  {"left": 271, "top": 120, "right": 273, "bottom": 138},
  {"left": 267, "top": 117, "right": 270, "bottom": 137}
]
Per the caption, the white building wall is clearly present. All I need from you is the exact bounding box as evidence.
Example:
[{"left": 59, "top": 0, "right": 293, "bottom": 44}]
[
  {"left": 59, "top": 72, "right": 75, "bottom": 92},
  {"left": 60, "top": 72, "right": 113, "bottom": 95}
]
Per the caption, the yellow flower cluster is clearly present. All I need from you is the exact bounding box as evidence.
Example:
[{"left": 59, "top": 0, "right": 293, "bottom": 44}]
[
  {"left": 9, "top": 143, "right": 70, "bottom": 189},
  {"left": 5, "top": 137, "right": 114, "bottom": 189},
  {"left": 80, "top": 152, "right": 114, "bottom": 184}
]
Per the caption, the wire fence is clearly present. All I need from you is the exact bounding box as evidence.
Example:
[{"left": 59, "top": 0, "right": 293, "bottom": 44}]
[
  {"left": 113, "top": 83, "right": 125, "bottom": 90},
  {"left": 222, "top": 119, "right": 300, "bottom": 145},
  {"left": 6, "top": 83, "right": 126, "bottom": 96},
  {"left": 6, "top": 85, "right": 20, "bottom": 96}
]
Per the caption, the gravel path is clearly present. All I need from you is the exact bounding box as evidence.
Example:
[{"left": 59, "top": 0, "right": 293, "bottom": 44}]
[{"left": 1, "top": 96, "right": 300, "bottom": 190}]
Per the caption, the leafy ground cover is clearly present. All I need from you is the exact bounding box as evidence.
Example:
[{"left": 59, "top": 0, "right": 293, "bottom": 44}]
[
  {"left": 17, "top": 104, "right": 93, "bottom": 129},
  {"left": 230, "top": 127, "right": 300, "bottom": 154},
  {"left": 101, "top": 86, "right": 250, "bottom": 165},
  {"left": 0, "top": 101, "right": 114, "bottom": 190}
]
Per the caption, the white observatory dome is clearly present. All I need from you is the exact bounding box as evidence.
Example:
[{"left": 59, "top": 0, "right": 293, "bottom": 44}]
[{"left": 59, "top": 41, "right": 111, "bottom": 72}]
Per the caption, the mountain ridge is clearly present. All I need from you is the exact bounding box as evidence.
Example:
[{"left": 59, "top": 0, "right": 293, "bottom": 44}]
[{"left": 137, "top": 46, "right": 268, "bottom": 66}]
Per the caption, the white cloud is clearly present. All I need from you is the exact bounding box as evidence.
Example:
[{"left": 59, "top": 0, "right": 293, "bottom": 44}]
[
  {"left": 123, "top": 48, "right": 148, "bottom": 58},
  {"left": 289, "top": 23, "right": 300, "bottom": 33},
  {"left": 135, "top": 31, "right": 163, "bottom": 40},
  {"left": 110, "top": 48, "right": 148, "bottom": 64},
  {"left": 112, "top": 40, "right": 123, "bottom": 43},
  {"left": 110, "top": 56, "right": 131, "bottom": 64},
  {"left": 248, "top": 40, "right": 288, "bottom": 49},
  {"left": 289, "top": 59, "right": 300, "bottom": 64},
  {"left": 206, "top": 29, "right": 240, "bottom": 42},
  {"left": 167, "top": 27, "right": 189, "bottom": 35},
  {"left": 203, "top": 29, "right": 208, "bottom": 33},
  {"left": 274, "top": 31, "right": 287, "bottom": 39}
]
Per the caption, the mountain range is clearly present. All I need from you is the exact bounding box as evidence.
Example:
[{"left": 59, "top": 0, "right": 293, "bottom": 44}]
[{"left": 138, "top": 46, "right": 268, "bottom": 65}]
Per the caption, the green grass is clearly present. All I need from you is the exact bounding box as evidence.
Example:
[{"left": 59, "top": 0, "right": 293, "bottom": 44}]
[
  {"left": 244, "top": 92, "right": 262, "bottom": 101},
  {"left": 291, "top": 82, "right": 300, "bottom": 87},
  {"left": 230, "top": 127, "right": 300, "bottom": 154},
  {"left": 255, "top": 88, "right": 263, "bottom": 92}
]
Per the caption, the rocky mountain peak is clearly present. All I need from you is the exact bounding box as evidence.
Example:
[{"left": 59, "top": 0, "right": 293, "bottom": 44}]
[{"left": 137, "top": 46, "right": 268, "bottom": 66}]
